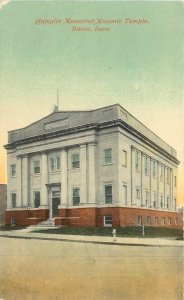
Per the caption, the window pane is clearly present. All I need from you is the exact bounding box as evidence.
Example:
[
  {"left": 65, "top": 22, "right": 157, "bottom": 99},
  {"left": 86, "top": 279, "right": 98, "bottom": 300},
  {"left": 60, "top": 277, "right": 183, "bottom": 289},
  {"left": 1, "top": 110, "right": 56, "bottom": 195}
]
[
  {"left": 10, "top": 165, "right": 16, "bottom": 176},
  {"left": 104, "top": 149, "right": 112, "bottom": 164},
  {"left": 122, "top": 150, "right": 127, "bottom": 166},
  {"left": 105, "top": 185, "right": 112, "bottom": 204},
  {"left": 33, "top": 160, "right": 40, "bottom": 173},
  {"left": 50, "top": 158, "right": 55, "bottom": 171},
  {"left": 34, "top": 191, "right": 40, "bottom": 208},
  {"left": 73, "top": 188, "right": 80, "bottom": 206},
  {"left": 56, "top": 157, "right": 61, "bottom": 170},
  {"left": 11, "top": 193, "right": 16, "bottom": 208},
  {"left": 72, "top": 154, "right": 80, "bottom": 168},
  {"left": 104, "top": 216, "right": 112, "bottom": 226}
]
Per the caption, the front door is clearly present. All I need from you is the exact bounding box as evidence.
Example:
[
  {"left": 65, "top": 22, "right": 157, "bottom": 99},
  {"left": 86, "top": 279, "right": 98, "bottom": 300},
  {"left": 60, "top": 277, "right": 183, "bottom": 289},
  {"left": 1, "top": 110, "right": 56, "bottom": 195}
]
[{"left": 52, "top": 197, "right": 60, "bottom": 218}]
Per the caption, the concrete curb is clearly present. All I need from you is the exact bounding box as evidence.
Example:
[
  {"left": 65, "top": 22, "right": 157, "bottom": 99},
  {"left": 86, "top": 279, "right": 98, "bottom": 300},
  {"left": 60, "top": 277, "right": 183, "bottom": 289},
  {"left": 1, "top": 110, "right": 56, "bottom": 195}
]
[{"left": 0, "top": 233, "right": 183, "bottom": 247}]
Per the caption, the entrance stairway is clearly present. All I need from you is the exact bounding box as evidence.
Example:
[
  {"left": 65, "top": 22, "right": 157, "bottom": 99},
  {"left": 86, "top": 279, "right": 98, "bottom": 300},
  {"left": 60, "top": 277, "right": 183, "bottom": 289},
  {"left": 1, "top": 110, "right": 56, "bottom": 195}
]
[{"left": 36, "top": 218, "right": 55, "bottom": 227}]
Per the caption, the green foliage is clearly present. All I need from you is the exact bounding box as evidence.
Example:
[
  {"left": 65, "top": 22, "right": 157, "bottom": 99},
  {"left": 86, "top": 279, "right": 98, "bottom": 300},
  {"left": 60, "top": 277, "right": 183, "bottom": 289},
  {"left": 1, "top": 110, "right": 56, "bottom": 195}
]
[{"left": 35, "top": 226, "right": 183, "bottom": 238}]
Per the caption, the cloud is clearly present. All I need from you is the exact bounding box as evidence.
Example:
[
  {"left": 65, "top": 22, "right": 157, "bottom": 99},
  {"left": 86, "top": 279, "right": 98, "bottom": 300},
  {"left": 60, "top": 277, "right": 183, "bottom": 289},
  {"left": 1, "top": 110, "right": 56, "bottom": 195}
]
[{"left": 0, "top": 0, "right": 11, "bottom": 10}]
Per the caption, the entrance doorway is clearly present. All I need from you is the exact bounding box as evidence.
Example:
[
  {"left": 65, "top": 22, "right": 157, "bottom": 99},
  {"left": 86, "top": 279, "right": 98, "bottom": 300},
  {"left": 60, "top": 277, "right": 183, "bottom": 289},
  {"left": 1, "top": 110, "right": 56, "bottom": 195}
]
[{"left": 51, "top": 190, "right": 61, "bottom": 218}]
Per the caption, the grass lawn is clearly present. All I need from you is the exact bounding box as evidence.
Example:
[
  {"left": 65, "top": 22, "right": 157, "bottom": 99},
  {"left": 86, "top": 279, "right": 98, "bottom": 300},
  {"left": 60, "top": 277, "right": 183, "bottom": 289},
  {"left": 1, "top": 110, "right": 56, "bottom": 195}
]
[{"left": 33, "top": 226, "right": 183, "bottom": 239}]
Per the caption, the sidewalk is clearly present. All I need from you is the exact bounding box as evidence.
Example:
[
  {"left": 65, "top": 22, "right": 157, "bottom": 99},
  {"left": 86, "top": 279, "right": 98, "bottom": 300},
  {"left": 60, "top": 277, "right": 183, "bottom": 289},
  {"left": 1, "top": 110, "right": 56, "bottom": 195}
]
[{"left": 0, "top": 228, "right": 183, "bottom": 247}]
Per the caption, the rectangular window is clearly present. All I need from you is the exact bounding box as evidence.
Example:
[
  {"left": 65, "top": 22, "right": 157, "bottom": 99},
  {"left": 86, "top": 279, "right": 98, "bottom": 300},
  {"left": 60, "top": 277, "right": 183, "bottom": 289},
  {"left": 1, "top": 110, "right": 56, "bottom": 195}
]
[
  {"left": 11, "top": 193, "right": 16, "bottom": 208},
  {"left": 34, "top": 191, "right": 40, "bottom": 208},
  {"left": 145, "top": 191, "right": 149, "bottom": 207},
  {"left": 144, "top": 156, "right": 148, "bottom": 176},
  {"left": 160, "top": 165, "right": 164, "bottom": 182},
  {"left": 154, "top": 217, "right": 158, "bottom": 225},
  {"left": 50, "top": 156, "right": 61, "bottom": 172},
  {"left": 105, "top": 185, "right": 112, "bottom": 204},
  {"left": 71, "top": 154, "right": 80, "bottom": 169},
  {"left": 167, "top": 197, "right": 169, "bottom": 209},
  {"left": 123, "top": 185, "right": 127, "bottom": 205},
  {"left": 153, "top": 160, "right": 156, "bottom": 178},
  {"left": 72, "top": 188, "right": 80, "bottom": 206},
  {"left": 153, "top": 192, "right": 157, "bottom": 208},
  {"left": 10, "top": 164, "right": 16, "bottom": 177},
  {"left": 168, "top": 217, "right": 171, "bottom": 225},
  {"left": 167, "top": 168, "right": 170, "bottom": 184},
  {"left": 33, "top": 160, "right": 40, "bottom": 174},
  {"left": 104, "top": 216, "right": 112, "bottom": 227},
  {"left": 162, "top": 217, "right": 165, "bottom": 225},
  {"left": 136, "top": 188, "right": 140, "bottom": 199},
  {"left": 137, "top": 216, "right": 142, "bottom": 226},
  {"left": 146, "top": 216, "right": 151, "bottom": 225},
  {"left": 104, "top": 149, "right": 112, "bottom": 164},
  {"left": 160, "top": 195, "right": 163, "bottom": 209},
  {"left": 135, "top": 151, "right": 140, "bottom": 172},
  {"left": 174, "top": 176, "right": 177, "bottom": 187},
  {"left": 122, "top": 150, "right": 127, "bottom": 167}
]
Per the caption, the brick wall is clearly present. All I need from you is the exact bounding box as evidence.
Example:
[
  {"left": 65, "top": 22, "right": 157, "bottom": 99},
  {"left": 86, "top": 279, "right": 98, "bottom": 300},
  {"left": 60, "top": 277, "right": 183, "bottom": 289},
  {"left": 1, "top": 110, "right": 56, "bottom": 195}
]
[{"left": 5, "top": 209, "right": 49, "bottom": 226}]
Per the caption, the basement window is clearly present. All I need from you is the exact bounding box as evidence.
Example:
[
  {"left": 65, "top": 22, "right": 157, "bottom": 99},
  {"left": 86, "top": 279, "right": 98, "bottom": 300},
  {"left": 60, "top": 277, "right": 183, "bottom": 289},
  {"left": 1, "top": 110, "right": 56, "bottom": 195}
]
[{"left": 104, "top": 216, "right": 112, "bottom": 227}]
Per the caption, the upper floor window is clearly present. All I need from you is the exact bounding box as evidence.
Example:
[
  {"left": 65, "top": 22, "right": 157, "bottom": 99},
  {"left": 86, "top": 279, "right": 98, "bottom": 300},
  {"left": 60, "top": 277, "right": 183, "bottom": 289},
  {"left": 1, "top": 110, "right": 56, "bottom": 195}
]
[
  {"left": 72, "top": 188, "right": 80, "bottom": 206},
  {"left": 144, "top": 156, "right": 149, "bottom": 176},
  {"left": 153, "top": 192, "right": 157, "bottom": 208},
  {"left": 104, "top": 149, "right": 112, "bottom": 165},
  {"left": 167, "top": 168, "right": 170, "bottom": 185},
  {"left": 135, "top": 151, "right": 140, "bottom": 172},
  {"left": 71, "top": 154, "right": 80, "bottom": 169},
  {"left": 136, "top": 187, "right": 140, "bottom": 199},
  {"left": 152, "top": 160, "right": 156, "bottom": 178},
  {"left": 33, "top": 160, "right": 40, "bottom": 174},
  {"left": 122, "top": 150, "right": 127, "bottom": 167},
  {"left": 34, "top": 191, "right": 40, "bottom": 208},
  {"left": 10, "top": 164, "right": 16, "bottom": 177},
  {"left": 174, "top": 176, "right": 177, "bottom": 187},
  {"left": 160, "top": 195, "right": 163, "bottom": 209},
  {"left": 166, "top": 197, "right": 169, "bottom": 209},
  {"left": 123, "top": 185, "right": 127, "bottom": 205},
  {"left": 11, "top": 193, "right": 16, "bottom": 208},
  {"left": 145, "top": 191, "right": 149, "bottom": 207},
  {"left": 50, "top": 156, "right": 61, "bottom": 172},
  {"left": 160, "top": 164, "right": 164, "bottom": 182},
  {"left": 104, "top": 185, "right": 112, "bottom": 204}
]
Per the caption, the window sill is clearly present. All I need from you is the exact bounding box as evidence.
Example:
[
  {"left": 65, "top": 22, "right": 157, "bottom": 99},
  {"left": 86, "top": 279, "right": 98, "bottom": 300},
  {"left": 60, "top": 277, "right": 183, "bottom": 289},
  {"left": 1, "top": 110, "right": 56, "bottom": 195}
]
[{"left": 103, "top": 163, "right": 113, "bottom": 166}]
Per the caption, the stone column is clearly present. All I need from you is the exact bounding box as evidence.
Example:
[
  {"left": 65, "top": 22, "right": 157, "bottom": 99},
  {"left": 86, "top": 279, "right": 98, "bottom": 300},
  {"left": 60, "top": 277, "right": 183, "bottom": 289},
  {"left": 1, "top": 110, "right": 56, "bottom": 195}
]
[
  {"left": 88, "top": 143, "right": 97, "bottom": 204},
  {"left": 22, "top": 155, "right": 29, "bottom": 207},
  {"left": 41, "top": 152, "right": 48, "bottom": 207},
  {"left": 80, "top": 144, "right": 87, "bottom": 204},
  {"left": 17, "top": 156, "right": 22, "bottom": 208},
  {"left": 60, "top": 148, "right": 68, "bottom": 207}
]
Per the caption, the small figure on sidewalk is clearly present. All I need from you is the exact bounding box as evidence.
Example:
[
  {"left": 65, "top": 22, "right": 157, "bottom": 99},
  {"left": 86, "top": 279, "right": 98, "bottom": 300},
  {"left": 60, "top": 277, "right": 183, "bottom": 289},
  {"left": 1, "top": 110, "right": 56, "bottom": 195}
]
[{"left": 112, "top": 228, "right": 116, "bottom": 242}]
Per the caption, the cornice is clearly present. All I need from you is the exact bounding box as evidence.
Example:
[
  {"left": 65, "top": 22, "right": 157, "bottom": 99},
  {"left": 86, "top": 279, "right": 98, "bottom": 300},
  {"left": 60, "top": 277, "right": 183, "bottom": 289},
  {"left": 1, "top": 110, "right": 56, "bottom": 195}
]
[{"left": 4, "top": 119, "right": 179, "bottom": 165}]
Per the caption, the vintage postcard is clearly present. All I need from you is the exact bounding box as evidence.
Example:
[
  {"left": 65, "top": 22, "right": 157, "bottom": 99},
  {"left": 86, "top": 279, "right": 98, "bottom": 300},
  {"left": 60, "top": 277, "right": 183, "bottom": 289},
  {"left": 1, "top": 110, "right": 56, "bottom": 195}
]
[{"left": 0, "top": 1, "right": 183, "bottom": 299}]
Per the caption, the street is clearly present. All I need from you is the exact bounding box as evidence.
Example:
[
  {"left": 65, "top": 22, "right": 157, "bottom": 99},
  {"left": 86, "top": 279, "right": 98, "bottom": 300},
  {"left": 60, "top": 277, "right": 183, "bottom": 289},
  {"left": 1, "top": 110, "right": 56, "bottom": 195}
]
[{"left": 0, "top": 237, "right": 183, "bottom": 300}]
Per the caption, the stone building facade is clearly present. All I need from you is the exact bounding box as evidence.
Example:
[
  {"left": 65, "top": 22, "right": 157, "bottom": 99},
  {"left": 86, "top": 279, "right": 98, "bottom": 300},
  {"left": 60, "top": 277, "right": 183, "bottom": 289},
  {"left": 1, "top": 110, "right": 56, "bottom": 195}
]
[{"left": 4, "top": 104, "right": 181, "bottom": 227}]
